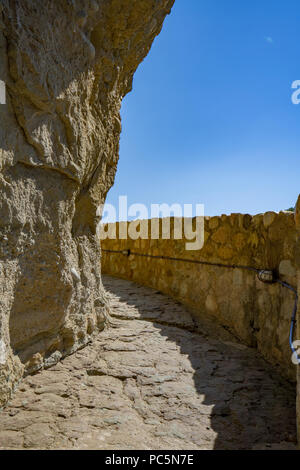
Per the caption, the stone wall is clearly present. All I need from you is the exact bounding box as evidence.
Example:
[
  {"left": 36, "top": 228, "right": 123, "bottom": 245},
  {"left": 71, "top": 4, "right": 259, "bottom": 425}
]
[{"left": 101, "top": 212, "right": 297, "bottom": 380}]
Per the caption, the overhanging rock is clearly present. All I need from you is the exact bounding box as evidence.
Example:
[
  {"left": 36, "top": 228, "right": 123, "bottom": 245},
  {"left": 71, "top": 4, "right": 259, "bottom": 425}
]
[{"left": 0, "top": 0, "right": 174, "bottom": 407}]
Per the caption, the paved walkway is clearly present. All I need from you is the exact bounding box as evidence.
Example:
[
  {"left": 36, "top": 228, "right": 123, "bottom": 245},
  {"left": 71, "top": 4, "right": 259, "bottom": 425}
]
[{"left": 0, "top": 276, "right": 297, "bottom": 450}]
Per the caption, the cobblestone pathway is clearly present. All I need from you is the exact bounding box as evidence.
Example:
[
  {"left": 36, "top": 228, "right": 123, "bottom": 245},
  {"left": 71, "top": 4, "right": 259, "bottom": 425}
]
[{"left": 0, "top": 276, "right": 297, "bottom": 450}]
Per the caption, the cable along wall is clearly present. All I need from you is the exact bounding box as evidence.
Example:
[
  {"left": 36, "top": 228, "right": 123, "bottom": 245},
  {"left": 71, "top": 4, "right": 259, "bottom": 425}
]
[{"left": 101, "top": 211, "right": 297, "bottom": 381}]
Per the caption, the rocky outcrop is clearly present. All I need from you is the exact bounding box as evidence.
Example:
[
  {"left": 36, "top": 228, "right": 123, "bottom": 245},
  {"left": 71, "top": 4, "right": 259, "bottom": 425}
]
[{"left": 0, "top": 0, "right": 174, "bottom": 406}]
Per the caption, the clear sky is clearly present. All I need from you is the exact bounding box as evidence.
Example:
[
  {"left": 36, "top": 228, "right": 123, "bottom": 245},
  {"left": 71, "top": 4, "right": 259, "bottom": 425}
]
[{"left": 105, "top": 0, "right": 300, "bottom": 218}]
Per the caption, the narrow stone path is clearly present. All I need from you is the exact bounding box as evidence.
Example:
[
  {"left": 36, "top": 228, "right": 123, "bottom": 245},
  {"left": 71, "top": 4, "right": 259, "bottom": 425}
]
[{"left": 0, "top": 276, "right": 297, "bottom": 450}]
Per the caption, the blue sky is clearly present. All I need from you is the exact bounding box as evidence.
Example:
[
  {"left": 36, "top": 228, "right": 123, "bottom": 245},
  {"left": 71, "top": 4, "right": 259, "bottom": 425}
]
[{"left": 105, "top": 0, "right": 300, "bottom": 218}]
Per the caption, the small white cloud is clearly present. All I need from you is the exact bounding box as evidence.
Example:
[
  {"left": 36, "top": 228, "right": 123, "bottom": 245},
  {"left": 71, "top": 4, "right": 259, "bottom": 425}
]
[{"left": 265, "top": 36, "right": 273, "bottom": 44}]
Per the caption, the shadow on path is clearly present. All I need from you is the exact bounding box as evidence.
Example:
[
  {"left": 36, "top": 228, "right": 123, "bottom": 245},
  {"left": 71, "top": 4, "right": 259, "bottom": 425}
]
[{"left": 103, "top": 275, "right": 297, "bottom": 450}]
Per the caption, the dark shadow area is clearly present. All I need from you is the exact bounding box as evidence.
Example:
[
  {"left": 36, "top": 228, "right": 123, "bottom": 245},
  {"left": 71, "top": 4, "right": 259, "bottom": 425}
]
[{"left": 103, "top": 275, "right": 296, "bottom": 450}]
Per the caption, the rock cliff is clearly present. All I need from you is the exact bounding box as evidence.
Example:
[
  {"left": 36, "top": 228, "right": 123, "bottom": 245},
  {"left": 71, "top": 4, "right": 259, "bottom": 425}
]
[{"left": 0, "top": 0, "right": 174, "bottom": 406}]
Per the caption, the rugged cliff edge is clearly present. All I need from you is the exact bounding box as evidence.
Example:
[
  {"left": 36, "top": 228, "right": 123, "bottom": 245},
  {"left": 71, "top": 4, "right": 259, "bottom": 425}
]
[{"left": 0, "top": 0, "right": 174, "bottom": 407}]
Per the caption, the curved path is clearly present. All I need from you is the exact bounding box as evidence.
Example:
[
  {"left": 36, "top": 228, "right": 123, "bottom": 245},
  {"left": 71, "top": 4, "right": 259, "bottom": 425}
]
[{"left": 0, "top": 276, "right": 296, "bottom": 450}]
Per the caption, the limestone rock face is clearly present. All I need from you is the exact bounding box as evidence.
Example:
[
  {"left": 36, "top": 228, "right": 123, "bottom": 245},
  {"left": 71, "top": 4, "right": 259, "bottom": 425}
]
[{"left": 0, "top": 0, "right": 174, "bottom": 406}]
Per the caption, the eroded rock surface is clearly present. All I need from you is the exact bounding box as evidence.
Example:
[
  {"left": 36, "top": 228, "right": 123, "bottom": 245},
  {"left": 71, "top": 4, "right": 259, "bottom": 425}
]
[
  {"left": 0, "top": 276, "right": 296, "bottom": 450},
  {"left": 0, "top": 0, "right": 174, "bottom": 405}
]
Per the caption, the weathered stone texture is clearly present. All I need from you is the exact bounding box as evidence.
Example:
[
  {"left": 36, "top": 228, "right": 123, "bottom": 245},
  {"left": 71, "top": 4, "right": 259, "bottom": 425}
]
[
  {"left": 0, "top": 276, "right": 296, "bottom": 450},
  {"left": 101, "top": 212, "right": 298, "bottom": 380},
  {"left": 0, "top": 0, "right": 174, "bottom": 406}
]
